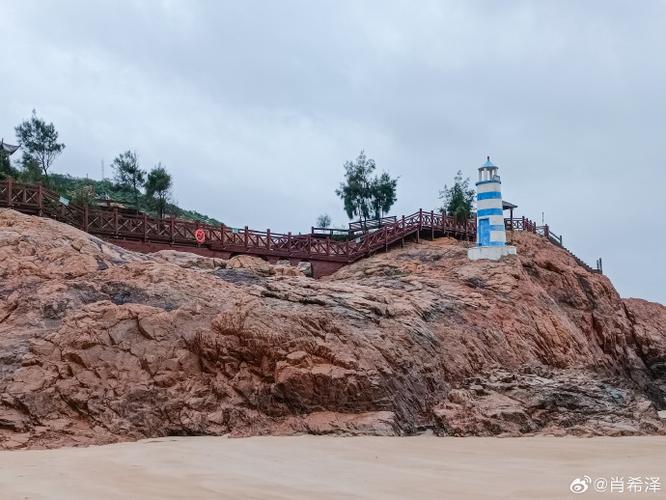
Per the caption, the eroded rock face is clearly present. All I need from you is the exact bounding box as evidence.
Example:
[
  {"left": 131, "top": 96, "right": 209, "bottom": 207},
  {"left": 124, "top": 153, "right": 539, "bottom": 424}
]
[
  {"left": 0, "top": 209, "right": 664, "bottom": 448},
  {"left": 622, "top": 298, "right": 666, "bottom": 406},
  {"left": 433, "top": 368, "right": 662, "bottom": 437}
]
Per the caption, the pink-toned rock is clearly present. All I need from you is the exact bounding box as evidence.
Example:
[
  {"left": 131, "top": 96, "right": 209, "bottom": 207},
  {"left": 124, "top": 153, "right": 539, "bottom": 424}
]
[
  {"left": 226, "top": 254, "right": 273, "bottom": 274},
  {"left": 154, "top": 250, "right": 226, "bottom": 270},
  {"left": 0, "top": 209, "right": 664, "bottom": 449}
]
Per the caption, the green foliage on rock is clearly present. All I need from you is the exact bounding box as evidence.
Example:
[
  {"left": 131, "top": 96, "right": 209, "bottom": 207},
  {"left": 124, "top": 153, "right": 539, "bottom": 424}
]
[
  {"left": 5, "top": 113, "right": 220, "bottom": 225},
  {"left": 0, "top": 150, "right": 19, "bottom": 179},
  {"left": 70, "top": 182, "right": 97, "bottom": 207},
  {"left": 48, "top": 173, "right": 222, "bottom": 225},
  {"left": 439, "top": 170, "right": 475, "bottom": 223}
]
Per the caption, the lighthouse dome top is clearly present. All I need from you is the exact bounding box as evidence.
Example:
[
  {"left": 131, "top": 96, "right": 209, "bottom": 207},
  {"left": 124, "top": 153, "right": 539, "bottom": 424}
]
[{"left": 480, "top": 156, "right": 497, "bottom": 169}]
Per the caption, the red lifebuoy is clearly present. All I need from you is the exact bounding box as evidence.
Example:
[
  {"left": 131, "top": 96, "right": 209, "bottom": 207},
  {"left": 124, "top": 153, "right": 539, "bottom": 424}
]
[{"left": 194, "top": 228, "right": 206, "bottom": 244}]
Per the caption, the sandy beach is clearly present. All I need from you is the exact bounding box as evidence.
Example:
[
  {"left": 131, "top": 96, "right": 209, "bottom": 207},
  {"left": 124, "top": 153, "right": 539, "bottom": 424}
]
[{"left": 0, "top": 435, "right": 664, "bottom": 499}]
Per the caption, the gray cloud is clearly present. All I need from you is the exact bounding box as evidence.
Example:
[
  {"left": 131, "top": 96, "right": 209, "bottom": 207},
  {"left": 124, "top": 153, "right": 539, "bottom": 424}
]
[{"left": 1, "top": 0, "right": 664, "bottom": 302}]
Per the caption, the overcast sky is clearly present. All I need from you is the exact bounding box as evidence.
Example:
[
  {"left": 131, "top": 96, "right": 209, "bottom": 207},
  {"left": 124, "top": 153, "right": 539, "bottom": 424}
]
[{"left": 1, "top": 0, "right": 664, "bottom": 303}]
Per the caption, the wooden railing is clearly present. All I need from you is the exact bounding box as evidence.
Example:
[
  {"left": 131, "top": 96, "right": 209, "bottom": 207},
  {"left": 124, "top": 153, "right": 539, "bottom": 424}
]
[
  {"left": 504, "top": 216, "right": 539, "bottom": 233},
  {"left": 0, "top": 180, "right": 475, "bottom": 262},
  {"left": 348, "top": 215, "right": 398, "bottom": 233},
  {"left": 311, "top": 227, "right": 352, "bottom": 239},
  {"left": 505, "top": 217, "right": 601, "bottom": 274},
  {"left": 0, "top": 179, "right": 601, "bottom": 273}
]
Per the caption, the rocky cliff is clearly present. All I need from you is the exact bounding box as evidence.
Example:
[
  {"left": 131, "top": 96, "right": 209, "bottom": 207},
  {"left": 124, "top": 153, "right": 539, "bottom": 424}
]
[{"left": 0, "top": 209, "right": 664, "bottom": 449}]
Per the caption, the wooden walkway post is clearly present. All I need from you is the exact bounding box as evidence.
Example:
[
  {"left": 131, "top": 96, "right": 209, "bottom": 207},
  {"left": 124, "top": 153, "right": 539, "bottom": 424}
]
[
  {"left": 6, "top": 177, "right": 12, "bottom": 207},
  {"left": 430, "top": 210, "right": 435, "bottom": 240},
  {"left": 37, "top": 183, "right": 43, "bottom": 216}
]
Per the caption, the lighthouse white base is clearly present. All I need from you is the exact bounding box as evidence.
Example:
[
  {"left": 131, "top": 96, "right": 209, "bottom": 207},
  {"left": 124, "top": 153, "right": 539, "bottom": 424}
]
[{"left": 467, "top": 245, "right": 517, "bottom": 261}]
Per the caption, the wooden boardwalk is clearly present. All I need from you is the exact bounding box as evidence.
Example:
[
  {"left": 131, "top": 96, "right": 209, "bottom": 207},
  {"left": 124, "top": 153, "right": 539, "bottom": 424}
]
[{"left": 0, "top": 179, "right": 600, "bottom": 277}]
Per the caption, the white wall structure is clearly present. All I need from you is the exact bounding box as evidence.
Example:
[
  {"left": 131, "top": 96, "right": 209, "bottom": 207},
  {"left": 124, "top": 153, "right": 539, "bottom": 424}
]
[{"left": 467, "top": 157, "right": 517, "bottom": 261}]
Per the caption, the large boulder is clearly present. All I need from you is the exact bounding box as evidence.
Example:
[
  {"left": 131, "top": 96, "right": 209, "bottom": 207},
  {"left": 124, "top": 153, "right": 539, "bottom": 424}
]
[{"left": 0, "top": 209, "right": 664, "bottom": 449}]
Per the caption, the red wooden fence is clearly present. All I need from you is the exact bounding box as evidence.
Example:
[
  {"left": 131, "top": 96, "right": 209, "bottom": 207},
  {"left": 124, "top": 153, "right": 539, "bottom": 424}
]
[{"left": 0, "top": 179, "right": 600, "bottom": 272}]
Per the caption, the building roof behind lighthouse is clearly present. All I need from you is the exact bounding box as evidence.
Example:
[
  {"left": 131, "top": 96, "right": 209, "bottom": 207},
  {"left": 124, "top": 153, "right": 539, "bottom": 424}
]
[{"left": 0, "top": 140, "right": 20, "bottom": 156}]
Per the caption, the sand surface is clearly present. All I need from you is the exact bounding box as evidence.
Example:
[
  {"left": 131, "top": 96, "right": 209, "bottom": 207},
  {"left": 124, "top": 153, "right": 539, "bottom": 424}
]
[{"left": 0, "top": 436, "right": 664, "bottom": 499}]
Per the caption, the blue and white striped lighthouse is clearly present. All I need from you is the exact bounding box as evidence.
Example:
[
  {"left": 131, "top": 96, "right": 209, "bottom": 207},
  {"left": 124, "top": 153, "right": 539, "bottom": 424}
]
[{"left": 467, "top": 156, "right": 517, "bottom": 261}]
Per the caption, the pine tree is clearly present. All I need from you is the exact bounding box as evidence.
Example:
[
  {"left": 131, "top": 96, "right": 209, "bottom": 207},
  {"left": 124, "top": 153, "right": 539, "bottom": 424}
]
[
  {"left": 336, "top": 150, "right": 375, "bottom": 220},
  {"left": 145, "top": 163, "right": 173, "bottom": 219},
  {"left": 336, "top": 150, "right": 398, "bottom": 221},
  {"left": 14, "top": 110, "right": 65, "bottom": 180},
  {"left": 316, "top": 213, "right": 332, "bottom": 228},
  {"left": 112, "top": 150, "right": 145, "bottom": 213},
  {"left": 370, "top": 171, "right": 398, "bottom": 219}
]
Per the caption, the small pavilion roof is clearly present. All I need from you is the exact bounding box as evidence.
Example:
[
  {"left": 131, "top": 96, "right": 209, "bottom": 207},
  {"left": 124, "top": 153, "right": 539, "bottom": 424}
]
[
  {"left": 0, "top": 139, "right": 19, "bottom": 156},
  {"left": 502, "top": 200, "right": 518, "bottom": 210}
]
